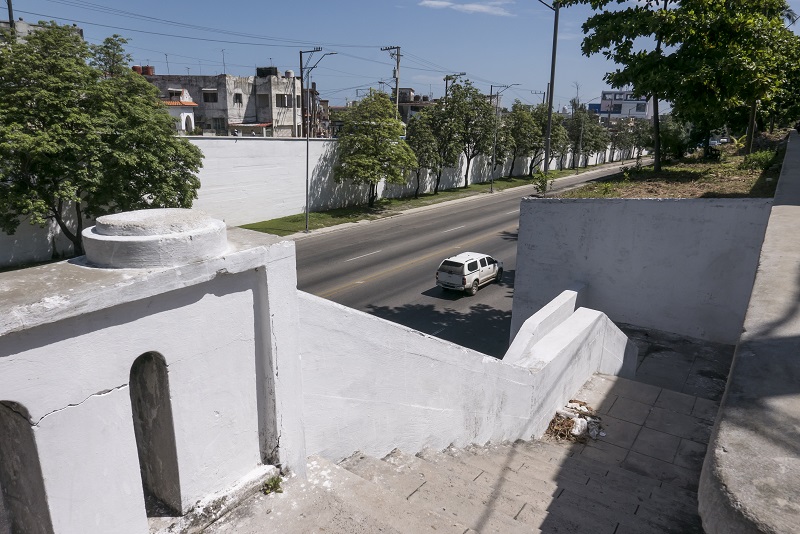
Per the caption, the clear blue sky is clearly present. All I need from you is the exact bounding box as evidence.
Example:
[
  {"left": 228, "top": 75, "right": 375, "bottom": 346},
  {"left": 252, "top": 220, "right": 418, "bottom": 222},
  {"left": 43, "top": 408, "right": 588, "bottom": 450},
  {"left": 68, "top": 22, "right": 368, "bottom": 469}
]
[{"left": 10, "top": 0, "right": 800, "bottom": 109}]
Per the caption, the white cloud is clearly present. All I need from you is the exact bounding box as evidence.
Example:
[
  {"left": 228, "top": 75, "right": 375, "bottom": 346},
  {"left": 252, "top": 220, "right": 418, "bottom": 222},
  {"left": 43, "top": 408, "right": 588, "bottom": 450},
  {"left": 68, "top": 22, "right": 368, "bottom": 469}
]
[{"left": 418, "top": 1, "right": 515, "bottom": 16}]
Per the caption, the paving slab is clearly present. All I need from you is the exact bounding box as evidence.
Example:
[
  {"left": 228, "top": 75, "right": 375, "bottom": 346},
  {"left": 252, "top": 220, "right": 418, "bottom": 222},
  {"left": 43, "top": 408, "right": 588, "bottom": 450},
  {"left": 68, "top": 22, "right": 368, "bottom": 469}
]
[
  {"left": 644, "top": 406, "right": 714, "bottom": 444},
  {"left": 654, "top": 388, "right": 698, "bottom": 416},
  {"left": 631, "top": 426, "right": 682, "bottom": 463}
]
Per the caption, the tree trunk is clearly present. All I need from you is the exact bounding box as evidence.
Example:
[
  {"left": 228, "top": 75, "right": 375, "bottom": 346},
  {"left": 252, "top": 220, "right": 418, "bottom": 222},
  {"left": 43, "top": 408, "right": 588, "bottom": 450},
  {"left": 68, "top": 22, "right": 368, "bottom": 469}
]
[
  {"left": 463, "top": 155, "right": 472, "bottom": 188},
  {"left": 509, "top": 153, "right": 517, "bottom": 177},
  {"left": 53, "top": 199, "right": 83, "bottom": 256},
  {"left": 414, "top": 169, "right": 421, "bottom": 199},
  {"left": 652, "top": 97, "right": 662, "bottom": 172},
  {"left": 368, "top": 183, "right": 376, "bottom": 208},
  {"left": 745, "top": 99, "right": 757, "bottom": 154},
  {"left": 434, "top": 169, "right": 442, "bottom": 194}
]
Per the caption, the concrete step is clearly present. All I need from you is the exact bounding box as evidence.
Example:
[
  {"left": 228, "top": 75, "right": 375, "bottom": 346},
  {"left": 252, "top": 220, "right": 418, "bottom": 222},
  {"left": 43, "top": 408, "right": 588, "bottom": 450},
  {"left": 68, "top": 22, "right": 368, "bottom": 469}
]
[
  {"left": 340, "top": 450, "right": 532, "bottom": 534},
  {"left": 208, "top": 456, "right": 468, "bottom": 534},
  {"left": 451, "top": 441, "right": 702, "bottom": 534},
  {"left": 418, "top": 447, "right": 615, "bottom": 534}
]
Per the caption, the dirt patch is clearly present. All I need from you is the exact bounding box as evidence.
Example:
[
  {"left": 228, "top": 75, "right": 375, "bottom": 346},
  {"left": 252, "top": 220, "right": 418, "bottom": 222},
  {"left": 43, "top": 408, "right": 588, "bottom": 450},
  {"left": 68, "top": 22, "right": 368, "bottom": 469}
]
[{"left": 559, "top": 131, "right": 788, "bottom": 199}]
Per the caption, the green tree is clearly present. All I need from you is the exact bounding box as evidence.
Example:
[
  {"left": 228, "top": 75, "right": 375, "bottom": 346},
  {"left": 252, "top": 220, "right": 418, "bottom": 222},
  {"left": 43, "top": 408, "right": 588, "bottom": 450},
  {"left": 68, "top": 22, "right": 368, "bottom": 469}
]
[
  {"left": 405, "top": 110, "right": 441, "bottom": 199},
  {"left": 659, "top": 115, "right": 690, "bottom": 159},
  {"left": 506, "top": 101, "right": 542, "bottom": 177},
  {"left": 0, "top": 24, "right": 203, "bottom": 256},
  {"left": 427, "top": 101, "right": 462, "bottom": 194},
  {"left": 446, "top": 81, "right": 494, "bottom": 188},
  {"left": 333, "top": 91, "right": 416, "bottom": 207},
  {"left": 668, "top": 0, "right": 800, "bottom": 153},
  {"left": 563, "top": 0, "right": 676, "bottom": 171}
]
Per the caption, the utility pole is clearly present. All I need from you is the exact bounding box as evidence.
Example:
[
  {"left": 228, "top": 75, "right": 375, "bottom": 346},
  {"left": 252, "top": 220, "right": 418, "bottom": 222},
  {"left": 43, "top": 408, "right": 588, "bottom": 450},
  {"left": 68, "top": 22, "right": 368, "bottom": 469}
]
[
  {"left": 381, "top": 46, "right": 401, "bottom": 119},
  {"left": 490, "top": 84, "right": 519, "bottom": 192},
  {"left": 221, "top": 49, "right": 226, "bottom": 75},
  {"left": 6, "top": 0, "right": 14, "bottom": 37},
  {"left": 165, "top": 54, "right": 170, "bottom": 75},
  {"left": 539, "top": 0, "right": 560, "bottom": 176},
  {"left": 444, "top": 72, "right": 466, "bottom": 101},
  {"left": 300, "top": 47, "right": 321, "bottom": 233}
]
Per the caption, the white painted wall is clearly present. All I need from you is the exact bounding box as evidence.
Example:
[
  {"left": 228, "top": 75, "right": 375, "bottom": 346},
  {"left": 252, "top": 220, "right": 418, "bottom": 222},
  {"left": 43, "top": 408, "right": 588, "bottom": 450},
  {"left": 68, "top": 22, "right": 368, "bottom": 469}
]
[
  {"left": 0, "top": 228, "right": 306, "bottom": 533},
  {"left": 0, "top": 212, "right": 638, "bottom": 533},
  {"left": 512, "top": 198, "right": 771, "bottom": 344},
  {"left": 298, "top": 291, "right": 635, "bottom": 462},
  {"left": 1, "top": 137, "right": 634, "bottom": 268}
]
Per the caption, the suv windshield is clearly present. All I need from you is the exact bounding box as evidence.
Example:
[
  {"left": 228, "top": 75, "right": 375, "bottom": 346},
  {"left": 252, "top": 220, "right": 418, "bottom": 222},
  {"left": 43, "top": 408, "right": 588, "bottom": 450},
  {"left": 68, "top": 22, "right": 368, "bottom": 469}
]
[{"left": 438, "top": 260, "right": 463, "bottom": 274}]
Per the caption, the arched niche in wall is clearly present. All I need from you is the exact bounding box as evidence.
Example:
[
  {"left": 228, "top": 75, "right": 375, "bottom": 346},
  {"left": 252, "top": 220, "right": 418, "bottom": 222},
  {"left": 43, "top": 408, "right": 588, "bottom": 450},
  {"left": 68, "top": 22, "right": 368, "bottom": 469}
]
[
  {"left": 0, "top": 401, "right": 54, "bottom": 534},
  {"left": 129, "top": 352, "right": 182, "bottom": 516},
  {"left": 184, "top": 115, "right": 193, "bottom": 132}
]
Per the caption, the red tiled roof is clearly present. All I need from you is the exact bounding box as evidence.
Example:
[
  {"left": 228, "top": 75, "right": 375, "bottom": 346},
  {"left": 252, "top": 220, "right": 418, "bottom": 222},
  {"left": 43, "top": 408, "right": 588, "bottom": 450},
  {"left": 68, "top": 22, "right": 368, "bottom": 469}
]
[{"left": 162, "top": 100, "right": 198, "bottom": 107}]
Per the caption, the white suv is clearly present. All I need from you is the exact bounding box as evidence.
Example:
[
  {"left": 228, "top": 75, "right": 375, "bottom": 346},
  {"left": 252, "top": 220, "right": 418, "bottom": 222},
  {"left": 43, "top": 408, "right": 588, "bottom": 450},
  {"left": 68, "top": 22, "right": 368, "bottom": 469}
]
[{"left": 435, "top": 252, "right": 503, "bottom": 295}]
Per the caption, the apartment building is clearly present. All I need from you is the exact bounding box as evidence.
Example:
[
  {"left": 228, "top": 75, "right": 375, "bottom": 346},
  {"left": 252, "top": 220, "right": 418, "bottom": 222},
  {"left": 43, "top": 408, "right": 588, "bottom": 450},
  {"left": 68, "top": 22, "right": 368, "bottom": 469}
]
[{"left": 142, "top": 66, "right": 302, "bottom": 137}]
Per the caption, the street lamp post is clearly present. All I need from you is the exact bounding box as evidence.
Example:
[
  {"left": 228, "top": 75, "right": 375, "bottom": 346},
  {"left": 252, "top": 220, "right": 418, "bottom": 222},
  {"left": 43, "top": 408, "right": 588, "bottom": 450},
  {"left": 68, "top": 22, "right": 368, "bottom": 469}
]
[
  {"left": 490, "top": 83, "right": 519, "bottom": 192},
  {"left": 300, "top": 48, "right": 336, "bottom": 233},
  {"left": 538, "top": 0, "right": 560, "bottom": 175}
]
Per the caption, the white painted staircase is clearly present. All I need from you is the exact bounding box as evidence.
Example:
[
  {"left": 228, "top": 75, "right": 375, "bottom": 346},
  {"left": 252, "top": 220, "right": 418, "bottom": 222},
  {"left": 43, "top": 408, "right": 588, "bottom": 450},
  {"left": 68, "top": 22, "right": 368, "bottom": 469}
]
[{"left": 209, "top": 436, "right": 703, "bottom": 534}]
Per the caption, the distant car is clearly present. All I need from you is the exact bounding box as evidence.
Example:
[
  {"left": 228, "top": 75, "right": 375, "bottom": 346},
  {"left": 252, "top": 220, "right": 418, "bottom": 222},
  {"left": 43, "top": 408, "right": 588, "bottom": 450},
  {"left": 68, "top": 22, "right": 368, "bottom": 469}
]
[
  {"left": 709, "top": 139, "right": 720, "bottom": 146},
  {"left": 436, "top": 252, "right": 503, "bottom": 295}
]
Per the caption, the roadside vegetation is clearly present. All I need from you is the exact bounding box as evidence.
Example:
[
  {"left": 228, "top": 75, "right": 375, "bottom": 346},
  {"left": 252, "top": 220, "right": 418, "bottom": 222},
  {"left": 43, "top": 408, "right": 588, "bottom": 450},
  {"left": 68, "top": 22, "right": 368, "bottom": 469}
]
[
  {"left": 241, "top": 165, "right": 612, "bottom": 236},
  {"left": 560, "top": 136, "right": 786, "bottom": 200}
]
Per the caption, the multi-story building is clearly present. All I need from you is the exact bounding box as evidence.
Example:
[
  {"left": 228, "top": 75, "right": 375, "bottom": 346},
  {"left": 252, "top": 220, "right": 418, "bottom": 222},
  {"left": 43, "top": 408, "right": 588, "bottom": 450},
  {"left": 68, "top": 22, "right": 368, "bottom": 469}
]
[
  {"left": 142, "top": 66, "right": 302, "bottom": 137},
  {"left": 598, "top": 90, "right": 652, "bottom": 122},
  {"left": 395, "top": 88, "right": 435, "bottom": 124}
]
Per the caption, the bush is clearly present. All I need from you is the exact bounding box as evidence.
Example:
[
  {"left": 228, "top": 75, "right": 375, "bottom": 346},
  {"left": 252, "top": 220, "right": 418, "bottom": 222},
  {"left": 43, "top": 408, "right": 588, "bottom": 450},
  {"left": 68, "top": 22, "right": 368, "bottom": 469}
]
[{"left": 739, "top": 149, "right": 777, "bottom": 171}]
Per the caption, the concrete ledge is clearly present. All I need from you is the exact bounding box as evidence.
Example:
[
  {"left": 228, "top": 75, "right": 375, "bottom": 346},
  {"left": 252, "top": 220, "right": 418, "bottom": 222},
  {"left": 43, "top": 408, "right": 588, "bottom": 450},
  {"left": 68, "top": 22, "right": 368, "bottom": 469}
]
[
  {"left": 699, "top": 132, "right": 800, "bottom": 533},
  {"left": 506, "top": 288, "right": 581, "bottom": 364}
]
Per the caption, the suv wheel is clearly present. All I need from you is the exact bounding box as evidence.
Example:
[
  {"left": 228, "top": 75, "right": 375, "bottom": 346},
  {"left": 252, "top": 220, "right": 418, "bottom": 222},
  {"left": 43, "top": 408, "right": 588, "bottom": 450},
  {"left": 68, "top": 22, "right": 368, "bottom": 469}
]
[
  {"left": 496, "top": 268, "right": 503, "bottom": 283},
  {"left": 468, "top": 279, "right": 479, "bottom": 296}
]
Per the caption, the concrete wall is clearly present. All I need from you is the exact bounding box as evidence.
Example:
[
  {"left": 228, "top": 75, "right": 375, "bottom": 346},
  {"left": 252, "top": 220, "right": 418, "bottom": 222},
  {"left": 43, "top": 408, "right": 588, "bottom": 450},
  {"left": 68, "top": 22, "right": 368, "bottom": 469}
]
[
  {"left": 299, "top": 290, "right": 635, "bottom": 462},
  {"left": 1, "top": 136, "right": 633, "bottom": 268},
  {"left": 0, "top": 228, "right": 304, "bottom": 533},
  {"left": 699, "top": 133, "right": 800, "bottom": 534},
  {"left": 512, "top": 198, "right": 771, "bottom": 344},
  {"left": 0, "top": 207, "right": 637, "bottom": 533}
]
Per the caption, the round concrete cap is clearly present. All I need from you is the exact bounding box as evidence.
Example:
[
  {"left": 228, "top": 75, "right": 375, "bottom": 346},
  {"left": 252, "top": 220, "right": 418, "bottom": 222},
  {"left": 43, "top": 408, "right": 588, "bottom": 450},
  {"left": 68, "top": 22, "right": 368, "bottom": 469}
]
[{"left": 83, "top": 209, "right": 228, "bottom": 269}]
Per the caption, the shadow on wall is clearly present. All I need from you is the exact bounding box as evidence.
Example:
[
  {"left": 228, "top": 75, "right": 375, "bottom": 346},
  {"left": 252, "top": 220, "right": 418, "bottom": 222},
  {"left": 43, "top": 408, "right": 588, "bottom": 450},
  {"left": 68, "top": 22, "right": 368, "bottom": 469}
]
[
  {"left": 0, "top": 401, "right": 53, "bottom": 534},
  {"left": 309, "top": 141, "right": 371, "bottom": 211},
  {"left": 0, "top": 213, "right": 86, "bottom": 269},
  {"left": 365, "top": 271, "right": 516, "bottom": 359}
]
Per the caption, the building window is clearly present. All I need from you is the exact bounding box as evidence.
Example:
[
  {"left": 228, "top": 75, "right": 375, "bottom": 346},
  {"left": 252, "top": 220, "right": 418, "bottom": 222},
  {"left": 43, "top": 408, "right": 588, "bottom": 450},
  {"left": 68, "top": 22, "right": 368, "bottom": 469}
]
[
  {"left": 612, "top": 104, "right": 622, "bottom": 113},
  {"left": 168, "top": 90, "right": 181, "bottom": 100},
  {"left": 636, "top": 103, "right": 647, "bottom": 112},
  {"left": 212, "top": 117, "right": 226, "bottom": 130},
  {"left": 203, "top": 92, "right": 218, "bottom": 103},
  {"left": 296, "top": 95, "right": 301, "bottom": 108},
  {"left": 275, "top": 94, "right": 287, "bottom": 107},
  {"left": 234, "top": 93, "right": 243, "bottom": 105}
]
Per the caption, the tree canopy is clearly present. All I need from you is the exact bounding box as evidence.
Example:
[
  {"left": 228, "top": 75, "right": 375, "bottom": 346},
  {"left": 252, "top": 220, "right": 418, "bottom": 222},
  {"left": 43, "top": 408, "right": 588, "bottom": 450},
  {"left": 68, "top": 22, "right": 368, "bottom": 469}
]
[
  {"left": 405, "top": 110, "right": 442, "bottom": 199},
  {"left": 333, "top": 91, "right": 416, "bottom": 207},
  {"left": 566, "top": 0, "right": 800, "bottom": 156},
  {"left": 0, "top": 24, "right": 203, "bottom": 255},
  {"left": 447, "top": 81, "right": 495, "bottom": 188}
]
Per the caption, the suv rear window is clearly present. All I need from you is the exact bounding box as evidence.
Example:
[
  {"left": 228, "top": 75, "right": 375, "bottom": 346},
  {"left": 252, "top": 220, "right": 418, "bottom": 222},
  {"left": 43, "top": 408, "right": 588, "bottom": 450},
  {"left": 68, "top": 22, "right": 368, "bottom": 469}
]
[
  {"left": 467, "top": 261, "right": 479, "bottom": 272},
  {"left": 438, "top": 260, "right": 464, "bottom": 274}
]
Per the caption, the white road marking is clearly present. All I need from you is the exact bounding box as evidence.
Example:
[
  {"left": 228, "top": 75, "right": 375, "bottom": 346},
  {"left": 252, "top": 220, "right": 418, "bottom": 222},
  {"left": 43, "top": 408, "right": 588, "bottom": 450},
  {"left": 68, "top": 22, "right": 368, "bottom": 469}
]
[
  {"left": 506, "top": 210, "right": 519, "bottom": 214},
  {"left": 344, "top": 250, "right": 382, "bottom": 262},
  {"left": 443, "top": 225, "right": 466, "bottom": 233},
  {"left": 432, "top": 328, "right": 446, "bottom": 335}
]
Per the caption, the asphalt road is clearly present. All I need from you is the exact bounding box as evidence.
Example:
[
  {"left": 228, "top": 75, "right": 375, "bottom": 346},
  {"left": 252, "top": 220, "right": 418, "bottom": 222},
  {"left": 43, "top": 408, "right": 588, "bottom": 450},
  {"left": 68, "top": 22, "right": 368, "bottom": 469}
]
[{"left": 294, "top": 159, "right": 650, "bottom": 358}]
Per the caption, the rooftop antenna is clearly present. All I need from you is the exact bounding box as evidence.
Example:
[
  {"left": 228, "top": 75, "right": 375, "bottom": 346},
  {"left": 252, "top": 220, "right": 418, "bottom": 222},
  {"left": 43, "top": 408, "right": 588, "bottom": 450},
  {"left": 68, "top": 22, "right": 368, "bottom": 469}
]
[
  {"left": 221, "top": 49, "right": 227, "bottom": 75},
  {"left": 165, "top": 54, "right": 170, "bottom": 75}
]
